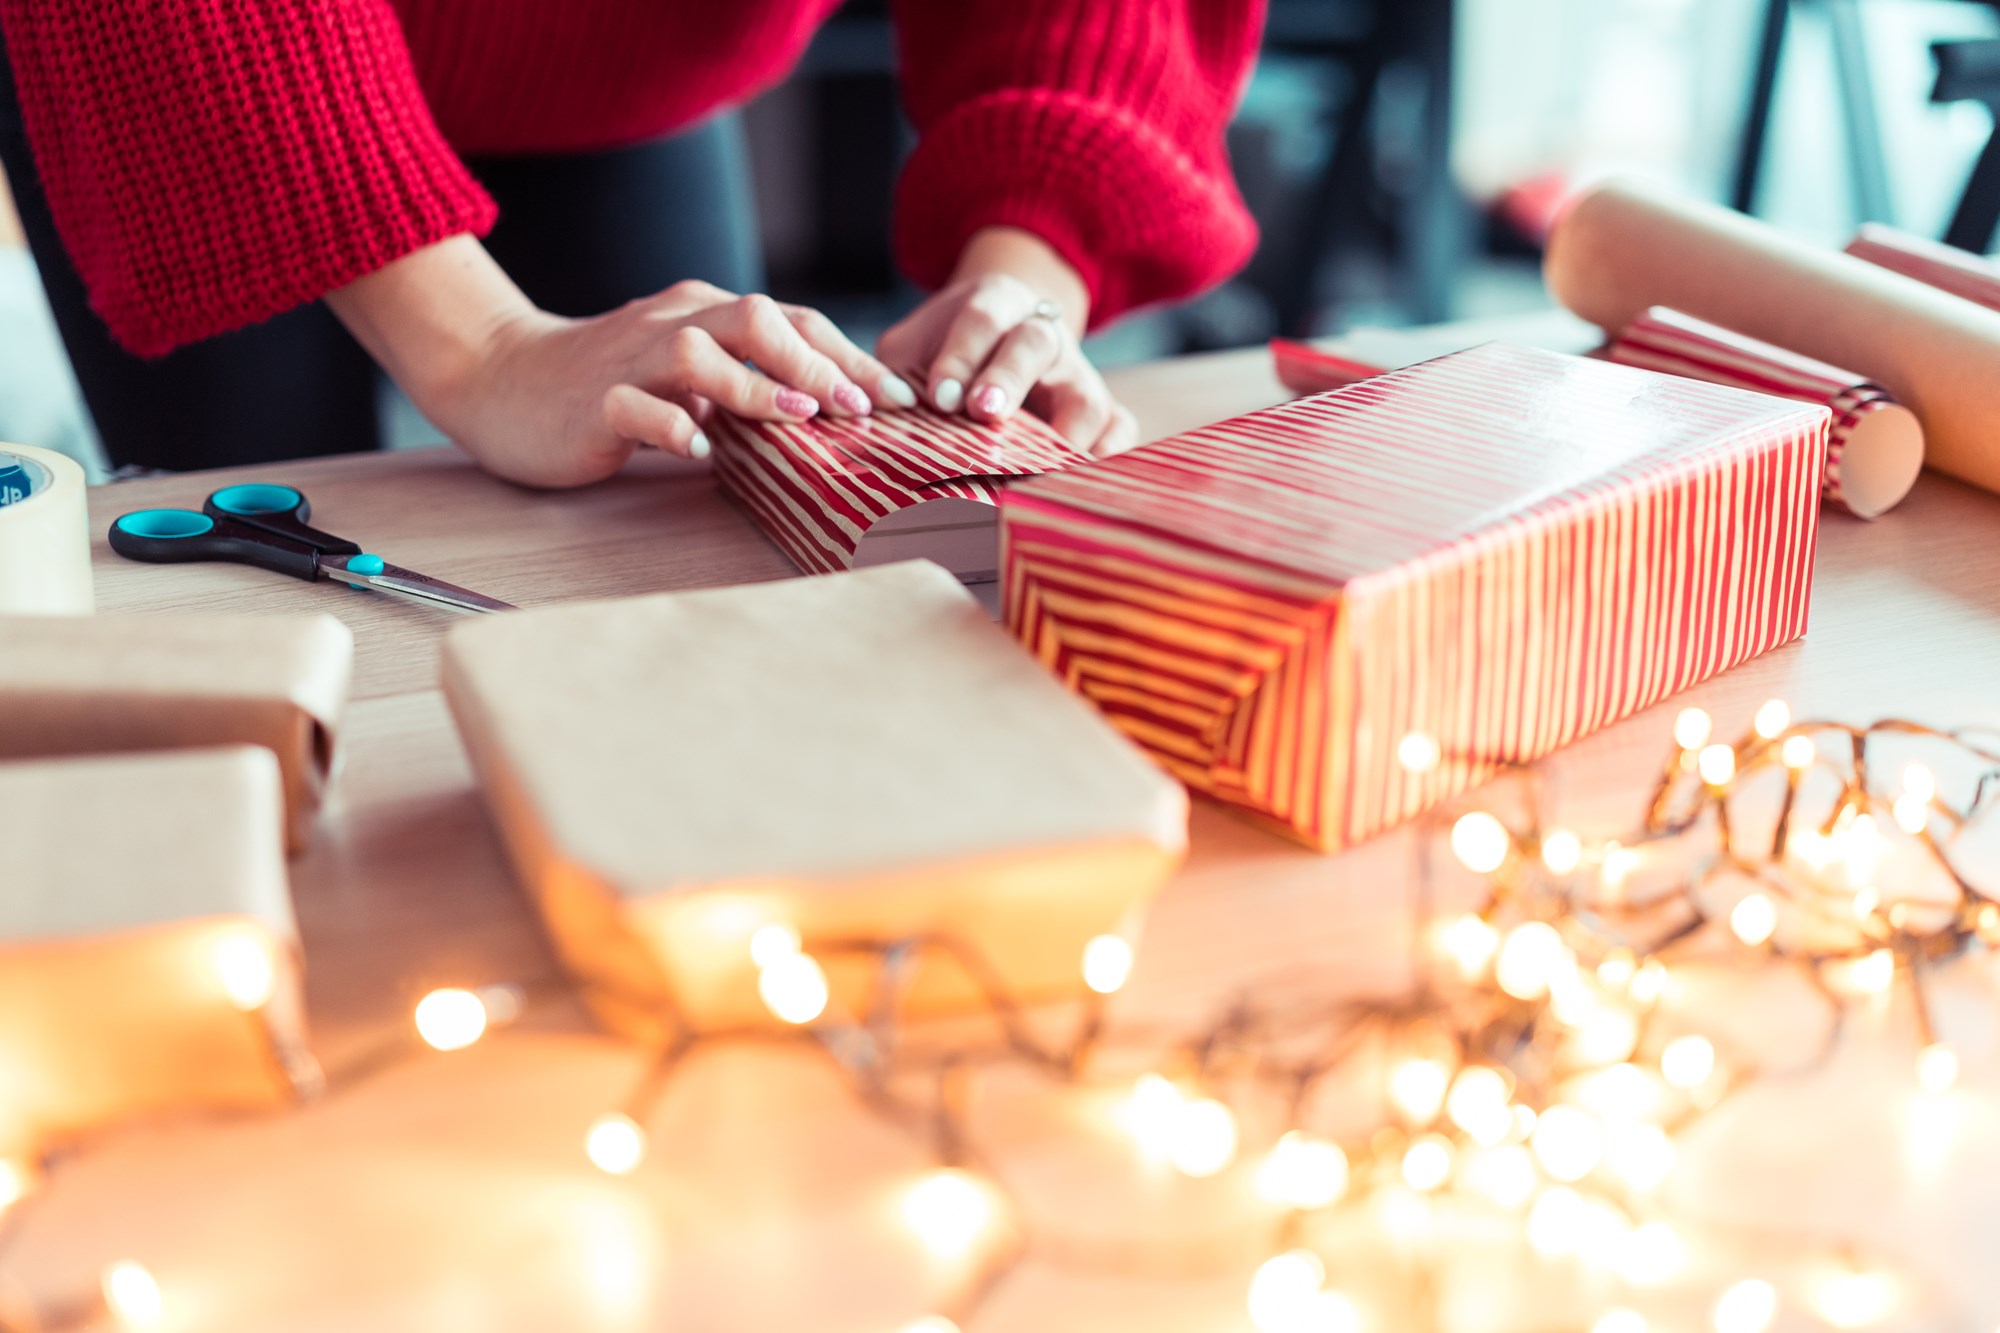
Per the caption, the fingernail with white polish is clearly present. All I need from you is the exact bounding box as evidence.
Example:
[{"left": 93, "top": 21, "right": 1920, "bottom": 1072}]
[
  {"left": 685, "top": 430, "right": 711, "bottom": 460},
  {"left": 933, "top": 378, "right": 964, "bottom": 413},
  {"left": 832, "top": 381, "right": 872, "bottom": 415},
  {"left": 880, "top": 375, "right": 918, "bottom": 409}
]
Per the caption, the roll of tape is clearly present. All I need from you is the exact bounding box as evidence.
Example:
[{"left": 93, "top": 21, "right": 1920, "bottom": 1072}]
[{"left": 0, "top": 443, "right": 94, "bottom": 616}]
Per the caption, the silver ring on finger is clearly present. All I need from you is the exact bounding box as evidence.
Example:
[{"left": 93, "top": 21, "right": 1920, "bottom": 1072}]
[{"left": 1027, "top": 298, "right": 1064, "bottom": 324}]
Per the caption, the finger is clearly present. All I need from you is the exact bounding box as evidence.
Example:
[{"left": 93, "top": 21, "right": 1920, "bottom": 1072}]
[
  {"left": 641, "top": 326, "right": 821, "bottom": 422},
  {"left": 1093, "top": 405, "right": 1141, "bottom": 459},
  {"left": 785, "top": 304, "right": 918, "bottom": 409},
  {"left": 699, "top": 294, "right": 870, "bottom": 416},
  {"left": 967, "top": 318, "right": 1065, "bottom": 424},
  {"left": 1042, "top": 380, "right": 1112, "bottom": 451},
  {"left": 926, "top": 282, "right": 1035, "bottom": 413},
  {"left": 602, "top": 383, "right": 710, "bottom": 460}
]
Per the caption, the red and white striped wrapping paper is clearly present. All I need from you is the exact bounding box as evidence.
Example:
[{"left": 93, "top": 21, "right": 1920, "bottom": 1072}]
[
  {"left": 1608, "top": 306, "right": 1922, "bottom": 520},
  {"left": 1001, "top": 343, "right": 1829, "bottom": 852},
  {"left": 709, "top": 405, "right": 1093, "bottom": 578},
  {"left": 1846, "top": 223, "right": 2000, "bottom": 312},
  {"left": 1272, "top": 338, "right": 1381, "bottom": 395}
]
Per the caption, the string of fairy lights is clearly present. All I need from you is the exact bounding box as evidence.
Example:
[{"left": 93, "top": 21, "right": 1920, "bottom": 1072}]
[{"left": 2, "top": 696, "right": 1997, "bottom": 1332}]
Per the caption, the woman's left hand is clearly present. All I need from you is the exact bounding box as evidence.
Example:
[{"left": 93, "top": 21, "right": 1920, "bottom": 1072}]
[{"left": 877, "top": 227, "right": 1140, "bottom": 458}]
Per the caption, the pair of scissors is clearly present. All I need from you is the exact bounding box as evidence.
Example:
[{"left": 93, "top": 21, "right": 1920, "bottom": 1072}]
[{"left": 109, "top": 483, "right": 515, "bottom": 614}]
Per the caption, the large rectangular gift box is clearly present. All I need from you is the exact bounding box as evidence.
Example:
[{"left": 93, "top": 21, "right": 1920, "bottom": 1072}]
[
  {"left": 0, "top": 747, "right": 310, "bottom": 1156},
  {"left": 0, "top": 612, "right": 353, "bottom": 852},
  {"left": 441, "top": 561, "right": 1187, "bottom": 1037},
  {"left": 707, "top": 404, "right": 1094, "bottom": 582},
  {"left": 1000, "top": 343, "right": 1829, "bottom": 852}
]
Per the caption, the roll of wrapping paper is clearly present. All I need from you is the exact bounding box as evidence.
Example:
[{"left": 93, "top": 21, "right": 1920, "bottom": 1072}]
[
  {"left": 1845, "top": 223, "right": 2000, "bottom": 313},
  {"left": 0, "top": 442, "right": 93, "bottom": 615},
  {"left": 1608, "top": 307, "right": 1923, "bottom": 519},
  {"left": 1545, "top": 178, "right": 2000, "bottom": 497}
]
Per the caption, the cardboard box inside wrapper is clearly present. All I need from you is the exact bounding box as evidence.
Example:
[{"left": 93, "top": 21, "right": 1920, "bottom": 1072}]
[
  {"left": 1002, "top": 343, "right": 1830, "bottom": 852},
  {"left": 0, "top": 612, "right": 353, "bottom": 853},
  {"left": 441, "top": 561, "right": 1188, "bottom": 1039},
  {"left": 0, "top": 748, "right": 310, "bottom": 1158}
]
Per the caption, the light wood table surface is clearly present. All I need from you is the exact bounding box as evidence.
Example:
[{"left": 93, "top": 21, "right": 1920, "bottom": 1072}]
[{"left": 15, "top": 339, "right": 2000, "bottom": 1333}]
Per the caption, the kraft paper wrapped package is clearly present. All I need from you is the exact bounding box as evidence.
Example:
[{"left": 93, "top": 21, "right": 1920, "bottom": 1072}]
[
  {"left": 0, "top": 612, "right": 353, "bottom": 851},
  {"left": 441, "top": 561, "right": 1188, "bottom": 1037},
  {"left": 1001, "top": 343, "right": 1828, "bottom": 852},
  {"left": 708, "top": 403, "right": 1094, "bottom": 582},
  {"left": 0, "top": 747, "right": 310, "bottom": 1158}
]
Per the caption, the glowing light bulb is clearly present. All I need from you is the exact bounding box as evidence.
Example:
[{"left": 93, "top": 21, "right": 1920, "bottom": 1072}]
[
  {"left": 1438, "top": 914, "right": 1500, "bottom": 979},
  {"left": 1497, "top": 922, "right": 1568, "bottom": 1000},
  {"left": 1660, "top": 1035, "right": 1716, "bottom": 1089},
  {"left": 1451, "top": 812, "right": 1512, "bottom": 874},
  {"left": 1813, "top": 1272, "right": 1894, "bottom": 1329},
  {"left": 1575, "top": 1007, "right": 1641, "bottom": 1065},
  {"left": 1782, "top": 734, "right": 1816, "bottom": 769},
  {"left": 1398, "top": 731, "right": 1442, "bottom": 774},
  {"left": 1527, "top": 1186, "right": 1589, "bottom": 1257},
  {"left": 750, "top": 923, "right": 801, "bottom": 968},
  {"left": 1597, "top": 949, "right": 1637, "bottom": 989},
  {"left": 1606, "top": 1123, "right": 1675, "bottom": 1192},
  {"left": 1463, "top": 1143, "right": 1537, "bottom": 1210},
  {"left": 1753, "top": 699, "right": 1790, "bottom": 740},
  {"left": 1595, "top": 1309, "right": 1649, "bottom": 1333},
  {"left": 0, "top": 1159, "right": 25, "bottom": 1212},
  {"left": 758, "top": 951, "right": 829, "bottom": 1024},
  {"left": 1446, "top": 1066, "right": 1514, "bottom": 1147},
  {"left": 1082, "top": 934, "right": 1134, "bottom": 994},
  {"left": 1389, "top": 1058, "right": 1451, "bottom": 1125},
  {"left": 211, "top": 929, "right": 275, "bottom": 1011},
  {"left": 1903, "top": 763, "right": 1936, "bottom": 802},
  {"left": 1713, "top": 1279, "right": 1778, "bottom": 1333},
  {"left": 1894, "top": 794, "right": 1929, "bottom": 835},
  {"left": 898, "top": 1319, "right": 962, "bottom": 1333},
  {"left": 1531, "top": 1105, "right": 1604, "bottom": 1183},
  {"left": 1249, "top": 1251, "right": 1324, "bottom": 1333},
  {"left": 1401, "top": 1134, "right": 1454, "bottom": 1191},
  {"left": 1601, "top": 842, "right": 1640, "bottom": 892},
  {"left": 585, "top": 1113, "right": 646, "bottom": 1175},
  {"left": 1918, "top": 1043, "right": 1960, "bottom": 1093},
  {"left": 1511, "top": 1104, "right": 1539, "bottom": 1141},
  {"left": 1168, "top": 1098, "right": 1238, "bottom": 1178},
  {"left": 1619, "top": 1221, "right": 1687, "bottom": 1286},
  {"left": 903, "top": 1169, "right": 992, "bottom": 1257},
  {"left": 1698, "top": 744, "right": 1737, "bottom": 787},
  {"left": 1674, "top": 708, "right": 1713, "bottom": 751},
  {"left": 414, "top": 988, "right": 488, "bottom": 1051},
  {"left": 102, "top": 1261, "right": 163, "bottom": 1327},
  {"left": 1571, "top": 1062, "right": 1661, "bottom": 1124},
  {"left": 1627, "top": 959, "right": 1668, "bottom": 1006},
  {"left": 1124, "top": 1074, "right": 1185, "bottom": 1158},
  {"left": 1541, "top": 829, "right": 1583, "bottom": 875},
  {"left": 1730, "top": 894, "right": 1778, "bottom": 947},
  {"left": 1850, "top": 949, "right": 1895, "bottom": 995},
  {"left": 1256, "top": 1132, "right": 1349, "bottom": 1210}
]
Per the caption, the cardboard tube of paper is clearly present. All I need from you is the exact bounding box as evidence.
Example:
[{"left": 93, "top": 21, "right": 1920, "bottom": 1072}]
[
  {"left": 1546, "top": 179, "right": 2000, "bottom": 497},
  {"left": 0, "top": 443, "right": 92, "bottom": 615}
]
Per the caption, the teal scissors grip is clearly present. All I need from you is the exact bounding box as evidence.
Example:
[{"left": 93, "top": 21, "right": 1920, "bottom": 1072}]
[
  {"left": 109, "top": 507, "right": 322, "bottom": 580},
  {"left": 205, "top": 483, "right": 362, "bottom": 555}
]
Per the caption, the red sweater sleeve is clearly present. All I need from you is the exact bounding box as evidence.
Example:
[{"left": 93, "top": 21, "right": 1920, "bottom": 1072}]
[
  {"left": 0, "top": 0, "right": 496, "bottom": 356},
  {"left": 889, "top": 0, "right": 1264, "bottom": 329}
]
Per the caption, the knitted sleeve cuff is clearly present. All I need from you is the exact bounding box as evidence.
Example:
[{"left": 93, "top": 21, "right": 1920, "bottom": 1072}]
[
  {"left": 892, "top": 88, "right": 1258, "bottom": 330},
  {"left": 5, "top": 0, "right": 497, "bottom": 356}
]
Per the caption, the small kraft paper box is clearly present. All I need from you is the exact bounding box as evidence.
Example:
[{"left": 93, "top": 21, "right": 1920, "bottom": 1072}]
[
  {"left": 441, "top": 561, "right": 1188, "bottom": 1037},
  {"left": 708, "top": 404, "right": 1094, "bottom": 582},
  {"left": 1000, "top": 343, "right": 1829, "bottom": 852},
  {"left": 0, "top": 612, "right": 353, "bottom": 852},
  {"left": 0, "top": 747, "right": 311, "bottom": 1157}
]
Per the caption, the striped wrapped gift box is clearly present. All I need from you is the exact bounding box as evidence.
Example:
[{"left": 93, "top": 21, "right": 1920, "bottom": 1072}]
[
  {"left": 709, "top": 405, "right": 1093, "bottom": 582},
  {"left": 1608, "top": 307, "right": 1923, "bottom": 520},
  {"left": 1272, "top": 338, "right": 1383, "bottom": 395},
  {"left": 1000, "top": 343, "right": 1829, "bottom": 852},
  {"left": 1846, "top": 223, "right": 2000, "bottom": 312}
]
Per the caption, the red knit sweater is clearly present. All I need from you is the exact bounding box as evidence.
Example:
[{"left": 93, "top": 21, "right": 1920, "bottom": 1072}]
[{"left": 0, "top": 0, "right": 1264, "bottom": 356}]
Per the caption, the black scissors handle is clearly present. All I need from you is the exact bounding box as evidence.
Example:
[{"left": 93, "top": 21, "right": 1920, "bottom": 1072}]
[
  {"left": 108, "top": 508, "right": 323, "bottom": 580},
  {"left": 203, "top": 483, "right": 361, "bottom": 556}
]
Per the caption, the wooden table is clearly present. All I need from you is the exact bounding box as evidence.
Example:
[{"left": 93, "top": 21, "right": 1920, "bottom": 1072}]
[{"left": 14, "top": 344, "right": 2000, "bottom": 1333}]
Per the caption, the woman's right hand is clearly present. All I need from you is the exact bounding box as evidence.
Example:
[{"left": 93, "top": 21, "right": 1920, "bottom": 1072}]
[{"left": 329, "top": 238, "right": 917, "bottom": 489}]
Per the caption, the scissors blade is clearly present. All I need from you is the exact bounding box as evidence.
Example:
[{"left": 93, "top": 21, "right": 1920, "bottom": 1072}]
[{"left": 321, "top": 556, "right": 516, "bottom": 614}]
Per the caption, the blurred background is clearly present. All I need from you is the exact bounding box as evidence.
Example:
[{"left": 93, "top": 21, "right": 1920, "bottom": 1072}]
[{"left": 4, "top": 0, "right": 2000, "bottom": 478}]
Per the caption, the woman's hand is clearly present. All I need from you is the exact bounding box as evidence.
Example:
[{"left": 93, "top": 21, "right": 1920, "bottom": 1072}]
[
  {"left": 877, "top": 226, "right": 1139, "bottom": 458},
  {"left": 329, "top": 236, "right": 917, "bottom": 488}
]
